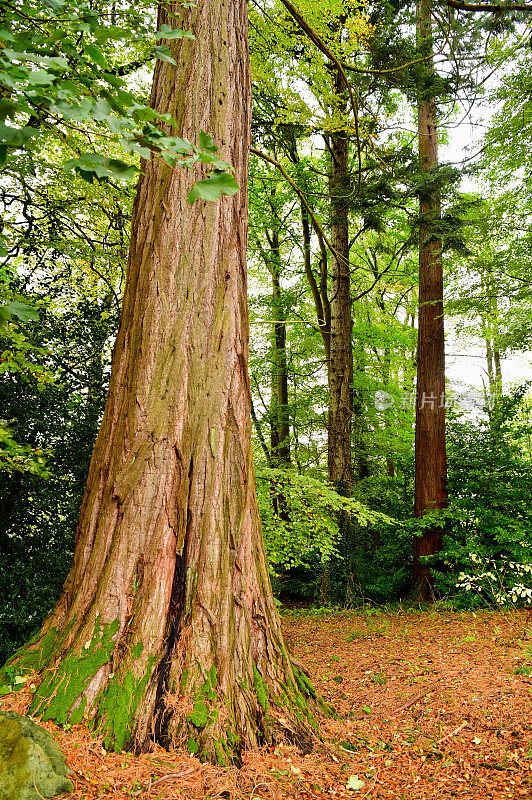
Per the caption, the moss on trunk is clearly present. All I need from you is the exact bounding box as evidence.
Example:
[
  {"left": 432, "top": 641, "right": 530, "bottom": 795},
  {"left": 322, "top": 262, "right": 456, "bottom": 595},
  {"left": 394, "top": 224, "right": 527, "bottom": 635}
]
[{"left": 1, "top": 0, "right": 325, "bottom": 762}]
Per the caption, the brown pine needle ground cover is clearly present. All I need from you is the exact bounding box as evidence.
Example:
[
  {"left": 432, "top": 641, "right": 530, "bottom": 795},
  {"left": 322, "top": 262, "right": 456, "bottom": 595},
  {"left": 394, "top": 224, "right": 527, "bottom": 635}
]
[{"left": 2, "top": 609, "right": 532, "bottom": 800}]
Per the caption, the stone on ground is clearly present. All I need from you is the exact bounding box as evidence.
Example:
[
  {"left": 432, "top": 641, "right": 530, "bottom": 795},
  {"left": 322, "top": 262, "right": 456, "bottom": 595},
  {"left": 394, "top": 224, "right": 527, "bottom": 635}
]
[{"left": 0, "top": 709, "right": 73, "bottom": 800}]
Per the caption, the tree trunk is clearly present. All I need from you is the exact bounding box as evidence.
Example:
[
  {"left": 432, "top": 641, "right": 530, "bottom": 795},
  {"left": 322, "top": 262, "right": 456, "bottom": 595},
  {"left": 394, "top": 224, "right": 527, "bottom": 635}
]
[
  {"left": 483, "top": 266, "right": 502, "bottom": 400},
  {"left": 324, "top": 76, "right": 355, "bottom": 604},
  {"left": 413, "top": 0, "right": 448, "bottom": 601},
  {"left": 269, "top": 229, "right": 291, "bottom": 470},
  {"left": 352, "top": 338, "right": 370, "bottom": 481},
  {"left": 327, "top": 105, "right": 353, "bottom": 495},
  {"left": 269, "top": 225, "right": 291, "bottom": 522},
  {"left": 5, "top": 0, "right": 318, "bottom": 762}
]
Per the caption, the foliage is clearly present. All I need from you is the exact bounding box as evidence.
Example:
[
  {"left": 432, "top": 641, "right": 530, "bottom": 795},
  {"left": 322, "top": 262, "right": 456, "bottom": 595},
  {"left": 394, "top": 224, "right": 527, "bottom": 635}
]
[
  {"left": 455, "top": 553, "right": 532, "bottom": 606},
  {"left": 257, "top": 467, "right": 392, "bottom": 577},
  {"left": 1, "top": 0, "right": 532, "bottom": 672},
  {"left": 0, "top": 421, "right": 50, "bottom": 476},
  {"left": 0, "top": 0, "right": 236, "bottom": 188},
  {"left": 434, "top": 393, "right": 532, "bottom": 607},
  {"left": 0, "top": 287, "right": 117, "bottom": 665}
]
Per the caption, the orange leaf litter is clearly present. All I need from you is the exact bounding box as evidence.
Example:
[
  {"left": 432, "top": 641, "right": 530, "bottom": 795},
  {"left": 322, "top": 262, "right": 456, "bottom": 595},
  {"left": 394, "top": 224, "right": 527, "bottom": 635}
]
[{"left": 2, "top": 609, "right": 531, "bottom": 800}]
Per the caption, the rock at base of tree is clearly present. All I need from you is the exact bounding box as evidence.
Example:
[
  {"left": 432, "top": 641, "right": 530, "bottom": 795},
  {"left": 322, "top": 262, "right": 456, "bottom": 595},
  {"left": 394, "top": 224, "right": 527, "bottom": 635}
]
[{"left": 0, "top": 709, "right": 73, "bottom": 800}]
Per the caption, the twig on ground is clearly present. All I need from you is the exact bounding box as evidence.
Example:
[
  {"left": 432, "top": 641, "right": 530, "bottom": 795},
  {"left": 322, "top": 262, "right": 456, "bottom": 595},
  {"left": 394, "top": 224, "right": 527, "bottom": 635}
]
[
  {"left": 150, "top": 768, "right": 197, "bottom": 787},
  {"left": 435, "top": 721, "right": 469, "bottom": 745},
  {"left": 388, "top": 681, "right": 441, "bottom": 716}
]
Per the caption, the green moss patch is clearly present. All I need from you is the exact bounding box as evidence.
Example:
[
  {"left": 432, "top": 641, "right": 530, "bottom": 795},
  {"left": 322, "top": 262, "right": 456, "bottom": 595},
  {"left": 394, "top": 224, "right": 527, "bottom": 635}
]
[
  {"left": 97, "top": 654, "right": 155, "bottom": 752},
  {"left": 30, "top": 618, "right": 120, "bottom": 725}
]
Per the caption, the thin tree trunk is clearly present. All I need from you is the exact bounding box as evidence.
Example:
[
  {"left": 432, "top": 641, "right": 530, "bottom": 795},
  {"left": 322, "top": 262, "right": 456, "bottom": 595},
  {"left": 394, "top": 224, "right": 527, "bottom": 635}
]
[
  {"left": 6, "top": 0, "right": 318, "bottom": 761},
  {"left": 382, "top": 342, "right": 395, "bottom": 479},
  {"left": 324, "top": 76, "right": 355, "bottom": 604},
  {"left": 413, "top": 0, "right": 448, "bottom": 601},
  {"left": 269, "top": 226, "right": 291, "bottom": 522},
  {"left": 494, "top": 346, "right": 502, "bottom": 389},
  {"left": 270, "top": 229, "right": 291, "bottom": 470},
  {"left": 481, "top": 266, "right": 496, "bottom": 401},
  {"left": 487, "top": 268, "right": 503, "bottom": 394},
  {"left": 327, "top": 106, "right": 353, "bottom": 495},
  {"left": 485, "top": 336, "right": 495, "bottom": 395},
  {"left": 352, "top": 339, "right": 370, "bottom": 481}
]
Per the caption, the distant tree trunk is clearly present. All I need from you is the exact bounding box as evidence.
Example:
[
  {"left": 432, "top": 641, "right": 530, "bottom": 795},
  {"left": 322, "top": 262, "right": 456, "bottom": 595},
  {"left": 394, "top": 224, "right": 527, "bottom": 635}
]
[
  {"left": 5, "top": 0, "right": 318, "bottom": 762},
  {"left": 268, "top": 225, "right": 291, "bottom": 522},
  {"left": 494, "top": 346, "right": 502, "bottom": 388},
  {"left": 485, "top": 334, "right": 495, "bottom": 393},
  {"left": 382, "top": 344, "right": 395, "bottom": 479},
  {"left": 327, "top": 91, "right": 353, "bottom": 496},
  {"left": 481, "top": 265, "right": 502, "bottom": 404},
  {"left": 413, "top": 0, "right": 448, "bottom": 600},
  {"left": 352, "top": 339, "right": 370, "bottom": 481},
  {"left": 324, "top": 75, "right": 355, "bottom": 603},
  {"left": 269, "top": 228, "right": 291, "bottom": 470}
]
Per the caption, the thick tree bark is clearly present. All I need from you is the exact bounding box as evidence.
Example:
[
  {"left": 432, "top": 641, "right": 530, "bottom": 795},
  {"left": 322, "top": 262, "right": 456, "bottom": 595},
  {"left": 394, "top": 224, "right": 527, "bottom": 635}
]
[
  {"left": 413, "top": 0, "right": 448, "bottom": 600},
  {"left": 5, "top": 0, "right": 318, "bottom": 762}
]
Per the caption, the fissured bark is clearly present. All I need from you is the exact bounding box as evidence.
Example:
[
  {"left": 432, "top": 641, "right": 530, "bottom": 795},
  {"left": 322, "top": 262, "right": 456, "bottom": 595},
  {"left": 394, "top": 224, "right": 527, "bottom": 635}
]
[
  {"left": 413, "top": 0, "right": 448, "bottom": 601},
  {"left": 6, "top": 0, "right": 318, "bottom": 762}
]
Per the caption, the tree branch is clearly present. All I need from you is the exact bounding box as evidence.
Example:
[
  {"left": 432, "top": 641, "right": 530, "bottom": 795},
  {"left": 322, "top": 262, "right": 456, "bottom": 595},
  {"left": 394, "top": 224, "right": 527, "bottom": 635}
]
[
  {"left": 446, "top": 0, "right": 532, "bottom": 10},
  {"left": 251, "top": 147, "right": 338, "bottom": 259}
]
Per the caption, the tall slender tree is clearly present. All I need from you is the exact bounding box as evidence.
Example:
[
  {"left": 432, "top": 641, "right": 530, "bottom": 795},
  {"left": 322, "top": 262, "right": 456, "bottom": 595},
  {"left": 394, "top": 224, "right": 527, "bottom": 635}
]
[
  {"left": 413, "top": 0, "right": 448, "bottom": 599},
  {"left": 327, "top": 73, "right": 354, "bottom": 497},
  {"left": 4, "top": 0, "right": 317, "bottom": 761}
]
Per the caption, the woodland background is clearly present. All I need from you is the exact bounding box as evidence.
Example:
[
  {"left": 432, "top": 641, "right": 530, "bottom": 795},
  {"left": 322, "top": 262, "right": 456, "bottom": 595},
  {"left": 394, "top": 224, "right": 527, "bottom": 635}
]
[{"left": 2, "top": 0, "right": 532, "bottom": 667}]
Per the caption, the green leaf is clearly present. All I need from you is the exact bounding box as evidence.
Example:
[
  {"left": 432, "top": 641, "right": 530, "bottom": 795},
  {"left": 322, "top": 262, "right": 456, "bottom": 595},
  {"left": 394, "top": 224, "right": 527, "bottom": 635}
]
[
  {"left": 0, "top": 123, "right": 38, "bottom": 148},
  {"left": 85, "top": 44, "right": 108, "bottom": 70},
  {"left": 165, "top": 137, "right": 192, "bottom": 152},
  {"left": 27, "top": 69, "right": 55, "bottom": 86},
  {"left": 105, "top": 158, "right": 138, "bottom": 180},
  {"left": 154, "top": 45, "right": 177, "bottom": 65},
  {"left": 102, "top": 72, "right": 124, "bottom": 89},
  {"left": 187, "top": 170, "right": 239, "bottom": 204},
  {"left": 63, "top": 153, "right": 138, "bottom": 183},
  {"left": 125, "top": 142, "right": 151, "bottom": 160},
  {"left": 0, "top": 300, "right": 38, "bottom": 334},
  {"left": 187, "top": 700, "right": 209, "bottom": 729},
  {"left": 155, "top": 24, "right": 194, "bottom": 41},
  {"left": 91, "top": 98, "right": 112, "bottom": 120},
  {"left": 4, "top": 300, "right": 39, "bottom": 324},
  {"left": 50, "top": 98, "right": 92, "bottom": 122},
  {"left": 199, "top": 130, "right": 217, "bottom": 153}
]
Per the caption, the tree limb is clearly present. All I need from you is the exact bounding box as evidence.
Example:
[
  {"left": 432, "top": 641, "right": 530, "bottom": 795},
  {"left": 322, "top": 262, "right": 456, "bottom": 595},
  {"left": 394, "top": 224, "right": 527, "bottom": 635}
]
[{"left": 446, "top": 0, "right": 532, "bottom": 10}]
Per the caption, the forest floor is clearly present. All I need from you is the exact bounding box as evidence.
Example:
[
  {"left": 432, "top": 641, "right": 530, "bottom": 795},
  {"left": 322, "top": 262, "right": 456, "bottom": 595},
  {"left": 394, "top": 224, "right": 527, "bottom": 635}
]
[{"left": 2, "top": 608, "right": 532, "bottom": 800}]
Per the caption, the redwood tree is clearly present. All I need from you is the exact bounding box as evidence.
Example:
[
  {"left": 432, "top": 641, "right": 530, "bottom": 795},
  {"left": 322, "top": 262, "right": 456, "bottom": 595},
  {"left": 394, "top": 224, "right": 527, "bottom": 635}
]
[
  {"left": 413, "top": 0, "right": 448, "bottom": 599},
  {"left": 3, "top": 0, "right": 317, "bottom": 761}
]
